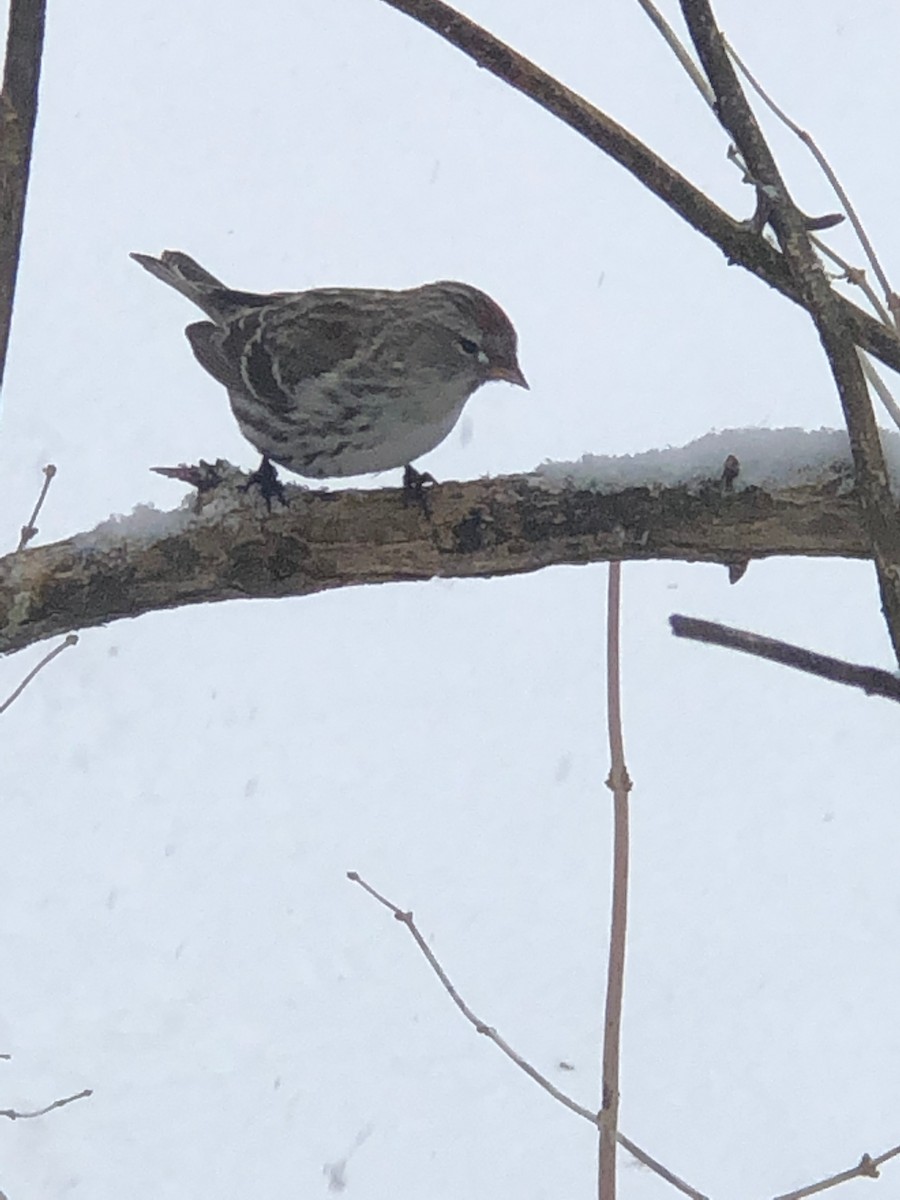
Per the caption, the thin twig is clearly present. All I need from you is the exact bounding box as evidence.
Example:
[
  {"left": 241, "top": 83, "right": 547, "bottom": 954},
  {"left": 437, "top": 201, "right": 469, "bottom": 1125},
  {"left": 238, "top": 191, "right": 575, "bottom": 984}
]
[
  {"left": 724, "top": 35, "right": 897, "bottom": 330},
  {"left": 634, "top": 5, "right": 843, "bottom": 241},
  {"left": 773, "top": 1144, "right": 900, "bottom": 1200},
  {"left": 679, "top": 0, "right": 900, "bottom": 667},
  {"left": 670, "top": 614, "right": 900, "bottom": 702},
  {"left": 0, "top": 0, "right": 47, "bottom": 390},
  {"left": 347, "top": 871, "right": 709, "bottom": 1200},
  {"left": 811, "top": 238, "right": 893, "bottom": 328},
  {"left": 0, "top": 633, "right": 78, "bottom": 714},
  {"left": 376, "top": 0, "right": 900, "bottom": 377},
  {"left": 16, "top": 462, "right": 56, "bottom": 550},
  {"left": 858, "top": 352, "right": 900, "bottom": 435},
  {"left": 614, "top": 1134, "right": 708, "bottom": 1200},
  {"left": 632, "top": 0, "right": 714, "bottom": 105},
  {"left": 812, "top": 236, "right": 900, "bottom": 433},
  {"left": 599, "top": 563, "right": 631, "bottom": 1200},
  {"left": 0, "top": 1087, "right": 92, "bottom": 1120},
  {"left": 347, "top": 872, "right": 598, "bottom": 1122}
]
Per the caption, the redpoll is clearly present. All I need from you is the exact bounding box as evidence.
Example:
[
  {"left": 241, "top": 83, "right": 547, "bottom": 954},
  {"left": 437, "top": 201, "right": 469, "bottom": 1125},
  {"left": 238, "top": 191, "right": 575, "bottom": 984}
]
[{"left": 132, "top": 250, "right": 527, "bottom": 485}]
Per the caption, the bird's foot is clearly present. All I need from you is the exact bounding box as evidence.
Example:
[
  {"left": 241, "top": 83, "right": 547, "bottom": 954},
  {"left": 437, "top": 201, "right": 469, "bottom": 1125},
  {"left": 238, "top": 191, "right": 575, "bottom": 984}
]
[
  {"left": 403, "top": 464, "right": 436, "bottom": 516},
  {"left": 242, "top": 456, "right": 286, "bottom": 510}
]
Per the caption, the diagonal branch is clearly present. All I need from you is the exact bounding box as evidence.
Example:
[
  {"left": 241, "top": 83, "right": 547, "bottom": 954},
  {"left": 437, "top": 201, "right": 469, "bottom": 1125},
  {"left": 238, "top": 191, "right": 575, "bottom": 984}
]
[
  {"left": 376, "top": 0, "right": 900, "bottom": 376},
  {"left": 348, "top": 871, "right": 709, "bottom": 1200},
  {"left": 773, "top": 1145, "right": 900, "bottom": 1200},
  {"left": 0, "top": 0, "right": 46, "bottom": 391},
  {"left": 0, "top": 463, "right": 881, "bottom": 658},
  {"left": 679, "top": 0, "right": 900, "bottom": 665},
  {"left": 670, "top": 614, "right": 900, "bottom": 703},
  {"left": 723, "top": 36, "right": 897, "bottom": 326},
  {"left": 0, "top": 1086, "right": 91, "bottom": 1120},
  {"left": 0, "top": 632, "right": 77, "bottom": 713}
]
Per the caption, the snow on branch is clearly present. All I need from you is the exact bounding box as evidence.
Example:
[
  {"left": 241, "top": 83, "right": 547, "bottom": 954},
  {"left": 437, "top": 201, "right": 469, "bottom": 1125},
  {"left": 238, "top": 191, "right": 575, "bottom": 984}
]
[{"left": 0, "top": 429, "right": 888, "bottom": 658}]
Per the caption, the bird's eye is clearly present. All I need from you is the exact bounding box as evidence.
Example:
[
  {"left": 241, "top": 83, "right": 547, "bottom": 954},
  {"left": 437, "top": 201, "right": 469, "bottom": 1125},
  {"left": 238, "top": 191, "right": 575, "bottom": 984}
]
[{"left": 459, "top": 337, "right": 480, "bottom": 355}]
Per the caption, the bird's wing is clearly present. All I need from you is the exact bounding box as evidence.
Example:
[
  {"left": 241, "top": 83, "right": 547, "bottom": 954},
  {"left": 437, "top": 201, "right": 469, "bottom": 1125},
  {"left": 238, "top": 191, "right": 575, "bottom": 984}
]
[
  {"left": 213, "top": 297, "right": 376, "bottom": 413},
  {"left": 185, "top": 321, "right": 248, "bottom": 393}
]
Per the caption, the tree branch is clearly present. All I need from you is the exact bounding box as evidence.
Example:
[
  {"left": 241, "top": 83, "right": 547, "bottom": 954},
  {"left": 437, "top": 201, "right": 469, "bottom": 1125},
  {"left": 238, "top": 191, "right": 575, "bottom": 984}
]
[
  {"left": 376, "top": 0, "right": 900, "bottom": 376},
  {"left": 669, "top": 614, "right": 900, "bottom": 702},
  {"left": 0, "top": 457, "right": 884, "bottom": 658},
  {"left": 599, "top": 562, "right": 631, "bottom": 1200},
  {"left": 723, "top": 36, "right": 896, "bottom": 324},
  {"left": 0, "top": 0, "right": 46, "bottom": 390},
  {"left": 679, "top": 0, "right": 900, "bottom": 664},
  {"left": 348, "top": 872, "right": 709, "bottom": 1200},
  {"left": 773, "top": 1148, "right": 896, "bottom": 1200},
  {"left": 0, "top": 632, "right": 77, "bottom": 712},
  {"left": 0, "top": 1087, "right": 91, "bottom": 1121}
]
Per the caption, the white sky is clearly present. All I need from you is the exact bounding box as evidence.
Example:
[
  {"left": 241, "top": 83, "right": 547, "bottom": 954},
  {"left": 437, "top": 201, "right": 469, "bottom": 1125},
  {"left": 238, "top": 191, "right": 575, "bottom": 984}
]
[{"left": 2, "top": 2, "right": 900, "bottom": 1197}]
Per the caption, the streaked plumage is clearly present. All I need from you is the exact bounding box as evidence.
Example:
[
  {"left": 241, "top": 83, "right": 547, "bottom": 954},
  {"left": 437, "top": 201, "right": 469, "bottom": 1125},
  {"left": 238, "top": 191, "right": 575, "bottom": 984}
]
[{"left": 132, "top": 250, "right": 527, "bottom": 479}]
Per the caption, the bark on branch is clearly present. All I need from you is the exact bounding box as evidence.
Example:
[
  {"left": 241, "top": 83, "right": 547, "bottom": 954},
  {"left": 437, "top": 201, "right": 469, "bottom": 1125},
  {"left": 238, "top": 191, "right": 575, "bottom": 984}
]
[
  {"left": 670, "top": 614, "right": 900, "bottom": 702},
  {"left": 380, "top": 0, "right": 900, "bottom": 662},
  {"left": 0, "top": 464, "right": 880, "bottom": 657},
  {"left": 679, "top": 0, "right": 900, "bottom": 664},
  {"left": 0, "top": 0, "right": 45, "bottom": 390},
  {"left": 377, "top": 0, "right": 900, "bottom": 377}
]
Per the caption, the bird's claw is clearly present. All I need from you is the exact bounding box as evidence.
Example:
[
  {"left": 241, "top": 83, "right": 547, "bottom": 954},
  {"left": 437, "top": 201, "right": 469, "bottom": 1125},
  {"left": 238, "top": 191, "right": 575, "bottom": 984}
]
[
  {"left": 403, "top": 464, "right": 436, "bottom": 516},
  {"left": 242, "top": 457, "right": 286, "bottom": 510}
]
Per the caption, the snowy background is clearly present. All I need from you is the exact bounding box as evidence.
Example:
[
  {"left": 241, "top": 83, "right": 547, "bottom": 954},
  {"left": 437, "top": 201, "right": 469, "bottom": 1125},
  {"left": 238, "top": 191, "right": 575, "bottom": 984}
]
[{"left": 2, "top": 1, "right": 900, "bottom": 1197}]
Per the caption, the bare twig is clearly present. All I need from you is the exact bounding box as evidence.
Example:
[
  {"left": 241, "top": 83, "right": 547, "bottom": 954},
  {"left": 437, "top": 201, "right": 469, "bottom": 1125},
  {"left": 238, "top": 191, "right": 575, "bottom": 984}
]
[
  {"left": 0, "top": 0, "right": 46, "bottom": 390},
  {"left": 347, "top": 871, "right": 598, "bottom": 1122},
  {"left": 858, "top": 352, "right": 900, "bottom": 436},
  {"left": 679, "top": 0, "right": 900, "bottom": 666},
  {"left": 16, "top": 462, "right": 56, "bottom": 550},
  {"left": 615, "top": 1132, "right": 709, "bottom": 1200},
  {"left": 811, "top": 243, "right": 900, "bottom": 432},
  {"left": 635, "top": 8, "right": 840, "bottom": 240},
  {"left": 811, "top": 238, "right": 893, "bottom": 329},
  {"left": 632, "top": 0, "right": 714, "bottom": 105},
  {"left": 0, "top": 633, "right": 78, "bottom": 714},
  {"left": 347, "top": 871, "right": 709, "bottom": 1200},
  {"left": 724, "top": 36, "right": 897, "bottom": 330},
  {"left": 376, "top": 0, "right": 900, "bottom": 377},
  {"left": 0, "top": 1087, "right": 91, "bottom": 1120},
  {"left": 599, "top": 563, "right": 631, "bottom": 1200},
  {"left": 670, "top": 614, "right": 900, "bottom": 702},
  {"left": 773, "top": 1144, "right": 900, "bottom": 1200}
]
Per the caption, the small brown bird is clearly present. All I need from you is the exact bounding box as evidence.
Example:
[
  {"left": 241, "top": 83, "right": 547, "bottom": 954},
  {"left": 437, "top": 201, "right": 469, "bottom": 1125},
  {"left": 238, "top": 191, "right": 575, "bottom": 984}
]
[{"left": 132, "top": 251, "right": 527, "bottom": 486}]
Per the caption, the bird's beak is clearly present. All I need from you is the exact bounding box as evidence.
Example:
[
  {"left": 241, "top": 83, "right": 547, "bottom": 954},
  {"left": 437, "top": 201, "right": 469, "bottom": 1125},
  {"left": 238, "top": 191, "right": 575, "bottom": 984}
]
[{"left": 489, "top": 362, "right": 529, "bottom": 389}]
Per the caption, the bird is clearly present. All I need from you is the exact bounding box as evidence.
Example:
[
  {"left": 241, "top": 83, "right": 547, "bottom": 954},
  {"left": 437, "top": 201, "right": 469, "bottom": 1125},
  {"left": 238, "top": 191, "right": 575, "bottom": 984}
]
[{"left": 132, "top": 250, "right": 527, "bottom": 499}]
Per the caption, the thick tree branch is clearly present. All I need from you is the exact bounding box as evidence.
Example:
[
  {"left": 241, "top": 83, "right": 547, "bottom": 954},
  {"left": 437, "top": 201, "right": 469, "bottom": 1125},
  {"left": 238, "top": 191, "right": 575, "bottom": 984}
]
[
  {"left": 679, "top": 0, "right": 900, "bottom": 665},
  {"left": 0, "top": 0, "right": 45, "bottom": 390},
  {"left": 377, "top": 0, "right": 900, "bottom": 376},
  {"left": 0, "top": 461, "right": 884, "bottom": 657}
]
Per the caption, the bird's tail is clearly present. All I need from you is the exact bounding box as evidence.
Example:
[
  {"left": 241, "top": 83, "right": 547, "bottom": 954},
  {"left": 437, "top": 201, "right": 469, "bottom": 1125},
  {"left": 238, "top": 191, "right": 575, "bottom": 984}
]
[{"left": 131, "top": 250, "right": 246, "bottom": 321}]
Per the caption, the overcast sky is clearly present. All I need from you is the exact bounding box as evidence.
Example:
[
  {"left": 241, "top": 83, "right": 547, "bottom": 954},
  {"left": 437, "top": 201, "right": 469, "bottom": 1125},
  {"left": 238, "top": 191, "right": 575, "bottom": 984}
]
[{"left": 1, "top": 2, "right": 899, "bottom": 1198}]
